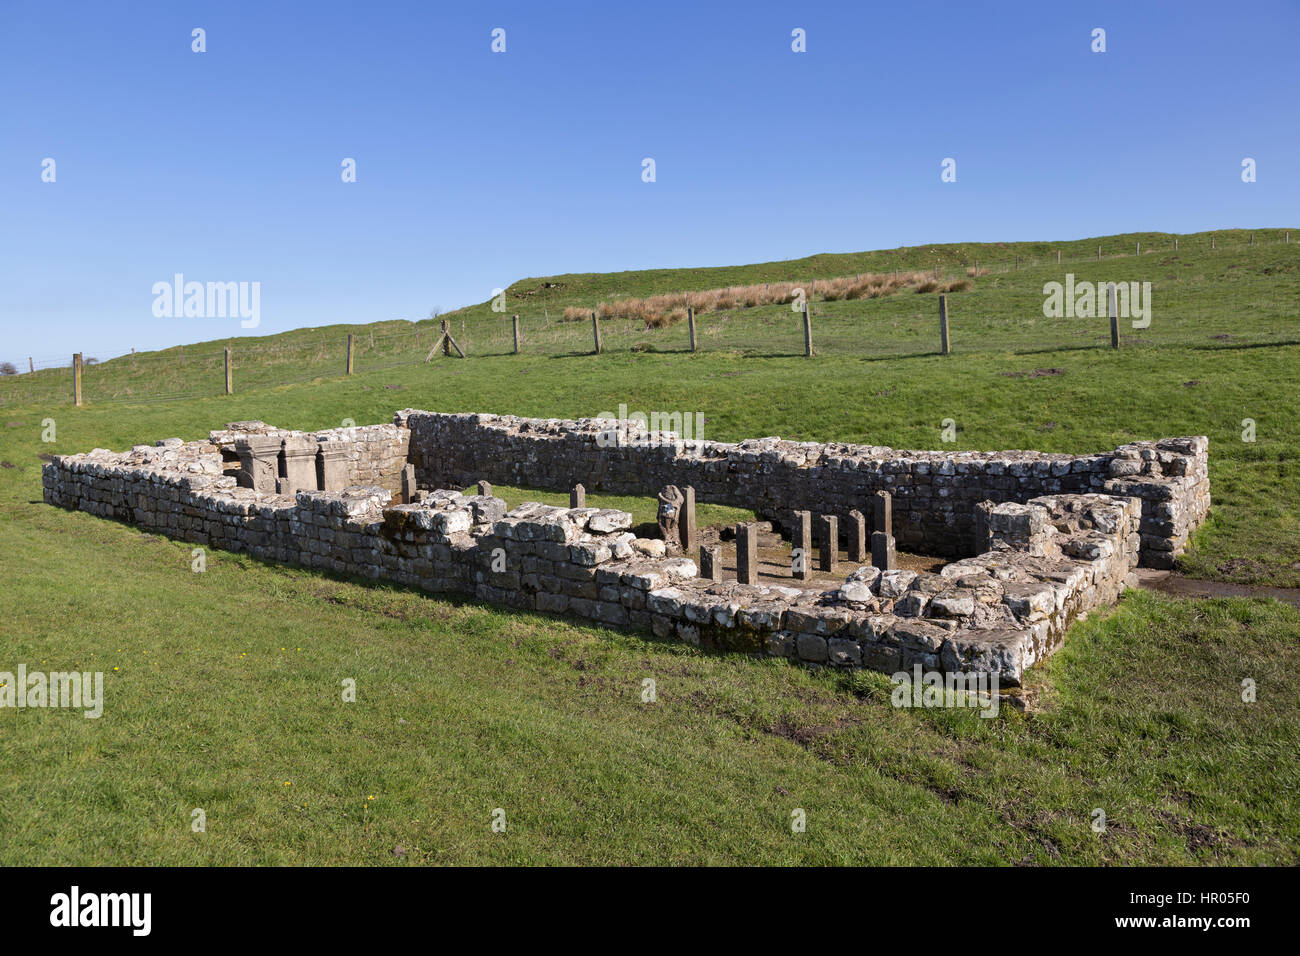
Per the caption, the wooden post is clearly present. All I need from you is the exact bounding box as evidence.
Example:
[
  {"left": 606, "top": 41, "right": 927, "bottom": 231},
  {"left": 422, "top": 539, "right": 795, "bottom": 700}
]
[
  {"left": 369, "top": 330, "right": 374, "bottom": 348},
  {"left": 72, "top": 353, "right": 83, "bottom": 406},
  {"left": 28, "top": 357, "right": 34, "bottom": 374},
  {"left": 346, "top": 334, "right": 355, "bottom": 374},
  {"left": 1250, "top": 233, "right": 1255, "bottom": 246},
  {"left": 224, "top": 347, "right": 233, "bottom": 393},
  {"left": 1136, "top": 241, "right": 1141, "bottom": 255},
  {"left": 938, "top": 294, "right": 950, "bottom": 355},
  {"left": 512, "top": 314, "right": 520, "bottom": 354},
  {"left": 802, "top": 303, "right": 813, "bottom": 357},
  {"left": 1174, "top": 238, "right": 1178, "bottom": 251},
  {"left": 1211, "top": 237, "right": 1215, "bottom": 250},
  {"left": 1108, "top": 282, "right": 1119, "bottom": 349},
  {"left": 687, "top": 306, "right": 696, "bottom": 352},
  {"left": 1056, "top": 250, "right": 1061, "bottom": 264},
  {"left": 1097, "top": 245, "right": 1102, "bottom": 260},
  {"left": 591, "top": 312, "right": 602, "bottom": 354}
]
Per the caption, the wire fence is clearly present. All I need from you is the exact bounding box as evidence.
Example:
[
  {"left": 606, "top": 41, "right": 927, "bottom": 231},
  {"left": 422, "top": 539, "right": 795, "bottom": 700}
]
[{"left": 2, "top": 232, "right": 1296, "bottom": 409}]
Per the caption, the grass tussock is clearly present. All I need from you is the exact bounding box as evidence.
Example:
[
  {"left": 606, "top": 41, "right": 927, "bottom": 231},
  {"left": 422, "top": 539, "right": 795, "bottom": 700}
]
[{"left": 575, "top": 271, "right": 954, "bottom": 327}]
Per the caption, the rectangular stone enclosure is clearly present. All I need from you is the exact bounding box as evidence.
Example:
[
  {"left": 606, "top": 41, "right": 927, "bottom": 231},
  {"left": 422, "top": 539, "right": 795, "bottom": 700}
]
[{"left": 42, "top": 411, "right": 1209, "bottom": 685}]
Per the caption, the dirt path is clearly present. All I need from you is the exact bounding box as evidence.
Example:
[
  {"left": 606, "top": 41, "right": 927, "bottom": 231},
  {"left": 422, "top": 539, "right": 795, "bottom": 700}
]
[{"left": 1134, "top": 569, "right": 1300, "bottom": 608}]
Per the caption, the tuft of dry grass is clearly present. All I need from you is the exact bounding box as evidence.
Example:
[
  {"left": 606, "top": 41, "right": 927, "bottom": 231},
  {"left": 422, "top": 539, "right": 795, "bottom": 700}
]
[{"left": 572, "top": 269, "right": 964, "bottom": 327}]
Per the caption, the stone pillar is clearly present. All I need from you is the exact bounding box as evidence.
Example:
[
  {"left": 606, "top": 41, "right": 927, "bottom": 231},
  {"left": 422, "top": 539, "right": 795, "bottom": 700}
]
[
  {"left": 818, "top": 514, "right": 838, "bottom": 572},
  {"left": 317, "top": 443, "right": 351, "bottom": 491},
  {"left": 792, "top": 510, "right": 812, "bottom": 580},
  {"left": 281, "top": 436, "right": 320, "bottom": 494},
  {"left": 873, "top": 490, "right": 893, "bottom": 538},
  {"left": 401, "top": 463, "right": 417, "bottom": 503},
  {"left": 848, "top": 509, "right": 868, "bottom": 563},
  {"left": 570, "top": 483, "right": 585, "bottom": 508},
  {"left": 235, "top": 435, "right": 282, "bottom": 493},
  {"left": 700, "top": 545, "right": 722, "bottom": 583},
  {"left": 974, "top": 500, "right": 995, "bottom": 552},
  {"left": 679, "top": 486, "right": 696, "bottom": 556},
  {"left": 872, "top": 491, "right": 896, "bottom": 571},
  {"left": 736, "top": 523, "right": 758, "bottom": 585},
  {"left": 478, "top": 480, "right": 493, "bottom": 497}
]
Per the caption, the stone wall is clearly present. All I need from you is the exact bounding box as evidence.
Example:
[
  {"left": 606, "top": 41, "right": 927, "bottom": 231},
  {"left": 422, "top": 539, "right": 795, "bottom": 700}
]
[
  {"left": 42, "top": 420, "right": 1157, "bottom": 685},
  {"left": 400, "top": 410, "right": 1208, "bottom": 568}
]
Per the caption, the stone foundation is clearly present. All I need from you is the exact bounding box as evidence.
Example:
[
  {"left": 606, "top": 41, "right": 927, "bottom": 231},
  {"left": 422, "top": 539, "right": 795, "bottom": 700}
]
[{"left": 41, "top": 412, "right": 1210, "bottom": 685}]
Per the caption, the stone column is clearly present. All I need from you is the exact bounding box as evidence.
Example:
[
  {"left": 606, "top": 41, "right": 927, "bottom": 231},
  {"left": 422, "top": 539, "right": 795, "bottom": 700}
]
[
  {"left": 570, "top": 483, "right": 585, "bottom": 508},
  {"left": 700, "top": 545, "right": 722, "bottom": 583},
  {"left": 818, "top": 514, "right": 838, "bottom": 572},
  {"left": 317, "top": 443, "right": 351, "bottom": 491},
  {"left": 792, "top": 510, "right": 812, "bottom": 580},
  {"left": 872, "top": 490, "right": 896, "bottom": 570},
  {"left": 235, "top": 434, "right": 282, "bottom": 493},
  {"left": 401, "top": 463, "right": 417, "bottom": 503},
  {"left": 657, "top": 485, "right": 683, "bottom": 555},
  {"left": 736, "top": 523, "right": 758, "bottom": 585},
  {"left": 281, "top": 436, "right": 320, "bottom": 494},
  {"left": 679, "top": 486, "right": 696, "bottom": 556},
  {"left": 478, "top": 480, "right": 493, "bottom": 497},
  {"left": 848, "top": 509, "right": 868, "bottom": 563}
]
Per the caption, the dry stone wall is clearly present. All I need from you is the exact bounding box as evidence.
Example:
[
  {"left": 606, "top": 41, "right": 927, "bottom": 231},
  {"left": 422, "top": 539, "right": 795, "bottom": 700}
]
[
  {"left": 401, "top": 410, "right": 1208, "bottom": 569},
  {"left": 40, "top": 410, "right": 1193, "bottom": 686}
]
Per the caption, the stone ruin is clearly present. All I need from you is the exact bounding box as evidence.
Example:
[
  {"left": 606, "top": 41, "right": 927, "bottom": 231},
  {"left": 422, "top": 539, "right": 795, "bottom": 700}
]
[{"left": 42, "top": 410, "right": 1209, "bottom": 686}]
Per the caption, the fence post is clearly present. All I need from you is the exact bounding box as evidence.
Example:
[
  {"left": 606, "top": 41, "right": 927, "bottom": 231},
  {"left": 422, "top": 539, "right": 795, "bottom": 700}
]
[
  {"left": 1136, "top": 241, "right": 1140, "bottom": 255},
  {"left": 1097, "top": 245, "right": 1101, "bottom": 260},
  {"left": 1250, "top": 233, "right": 1254, "bottom": 246},
  {"left": 224, "top": 347, "right": 233, "bottom": 393},
  {"left": 28, "top": 357, "right": 33, "bottom": 373},
  {"left": 1211, "top": 237, "right": 1215, "bottom": 250},
  {"left": 442, "top": 319, "right": 451, "bottom": 357},
  {"left": 1108, "top": 283, "right": 1119, "bottom": 349},
  {"left": 687, "top": 306, "right": 696, "bottom": 352},
  {"left": 1056, "top": 250, "right": 1061, "bottom": 264},
  {"left": 512, "top": 314, "right": 520, "bottom": 354},
  {"left": 591, "top": 311, "right": 602, "bottom": 354},
  {"left": 1174, "top": 238, "right": 1178, "bottom": 251},
  {"left": 346, "top": 334, "right": 355, "bottom": 374},
  {"left": 938, "top": 294, "right": 950, "bottom": 355},
  {"left": 802, "top": 303, "right": 813, "bottom": 357},
  {"left": 72, "top": 353, "right": 83, "bottom": 406}
]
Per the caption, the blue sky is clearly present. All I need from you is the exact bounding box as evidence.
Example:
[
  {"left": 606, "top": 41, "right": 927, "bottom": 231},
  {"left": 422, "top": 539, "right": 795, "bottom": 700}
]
[{"left": 1, "top": 0, "right": 1296, "bottom": 365}]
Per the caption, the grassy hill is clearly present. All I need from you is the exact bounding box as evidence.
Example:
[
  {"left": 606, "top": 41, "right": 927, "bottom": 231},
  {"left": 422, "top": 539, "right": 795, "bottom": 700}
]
[{"left": 0, "top": 228, "right": 1297, "bottom": 864}]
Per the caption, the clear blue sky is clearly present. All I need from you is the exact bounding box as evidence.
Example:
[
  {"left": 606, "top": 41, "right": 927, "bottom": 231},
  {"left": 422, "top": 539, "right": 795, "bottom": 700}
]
[{"left": 1, "top": 0, "right": 1296, "bottom": 365}]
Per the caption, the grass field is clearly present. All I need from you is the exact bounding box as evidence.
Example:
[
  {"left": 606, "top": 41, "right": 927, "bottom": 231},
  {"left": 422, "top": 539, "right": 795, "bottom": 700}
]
[{"left": 1, "top": 229, "right": 1297, "bottom": 865}]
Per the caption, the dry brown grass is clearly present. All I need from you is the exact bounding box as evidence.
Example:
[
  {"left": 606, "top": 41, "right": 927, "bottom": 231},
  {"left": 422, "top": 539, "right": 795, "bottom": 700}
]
[{"left": 572, "top": 269, "right": 968, "bottom": 328}]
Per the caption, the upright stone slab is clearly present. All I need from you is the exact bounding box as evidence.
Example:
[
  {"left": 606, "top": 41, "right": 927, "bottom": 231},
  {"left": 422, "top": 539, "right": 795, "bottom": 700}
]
[
  {"left": 818, "top": 514, "right": 838, "bottom": 572},
  {"left": 871, "top": 531, "right": 896, "bottom": 571},
  {"left": 570, "top": 483, "right": 585, "bottom": 508},
  {"left": 700, "top": 544, "right": 722, "bottom": 583},
  {"left": 736, "top": 522, "right": 758, "bottom": 585},
  {"left": 478, "top": 480, "right": 493, "bottom": 497},
  {"left": 873, "top": 490, "right": 893, "bottom": 538},
  {"left": 401, "top": 463, "right": 417, "bottom": 503},
  {"left": 679, "top": 486, "right": 696, "bottom": 556},
  {"left": 235, "top": 434, "right": 281, "bottom": 493},
  {"left": 848, "top": 509, "right": 868, "bottom": 563},
  {"left": 792, "top": 510, "right": 812, "bottom": 580},
  {"left": 281, "top": 436, "right": 320, "bottom": 494},
  {"left": 317, "top": 442, "right": 351, "bottom": 491}
]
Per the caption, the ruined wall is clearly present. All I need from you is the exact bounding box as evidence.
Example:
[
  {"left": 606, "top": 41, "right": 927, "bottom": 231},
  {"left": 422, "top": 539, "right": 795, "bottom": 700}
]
[
  {"left": 208, "top": 421, "right": 410, "bottom": 497},
  {"left": 400, "top": 411, "right": 1208, "bottom": 568},
  {"left": 43, "top": 431, "right": 1147, "bottom": 686}
]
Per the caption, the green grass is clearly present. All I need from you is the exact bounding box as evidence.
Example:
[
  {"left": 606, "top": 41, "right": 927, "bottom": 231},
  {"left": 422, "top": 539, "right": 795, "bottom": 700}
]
[{"left": 0, "top": 228, "right": 1297, "bottom": 864}]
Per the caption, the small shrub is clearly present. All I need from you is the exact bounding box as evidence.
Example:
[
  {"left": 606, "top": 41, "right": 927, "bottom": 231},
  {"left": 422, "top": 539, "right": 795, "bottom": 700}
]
[{"left": 0, "top": 362, "right": 17, "bottom": 376}]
